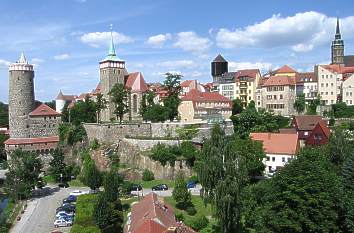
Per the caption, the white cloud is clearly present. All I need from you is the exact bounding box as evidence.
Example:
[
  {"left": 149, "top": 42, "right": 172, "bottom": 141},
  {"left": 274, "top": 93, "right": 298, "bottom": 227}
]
[
  {"left": 54, "top": 54, "right": 70, "bottom": 60},
  {"left": 229, "top": 61, "right": 273, "bottom": 72},
  {"left": 174, "top": 31, "right": 212, "bottom": 55},
  {"left": 147, "top": 33, "right": 171, "bottom": 47},
  {"left": 216, "top": 11, "right": 354, "bottom": 53},
  {"left": 80, "top": 31, "right": 133, "bottom": 48},
  {"left": 157, "top": 60, "right": 197, "bottom": 69},
  {"left": 0, "top": 59, "right": 11, "bottom": 67},
  {"left": 31, "top": 58, "right": 45, "bottom": 63}
]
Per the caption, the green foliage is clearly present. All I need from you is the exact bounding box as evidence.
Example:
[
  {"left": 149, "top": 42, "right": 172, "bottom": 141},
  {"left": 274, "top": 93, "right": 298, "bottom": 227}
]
[
  {"left": 5, "top": 150, "right": 43, "bottom": 200},
  {"left": 95, "top": 93, "right": 107, "bottom": 123},
  {"left": 142, "top": 169, "right": 155, "bottom": 181},
  {"left": 67, "top": 96, "right": 97, "bottom": 125},
  {"left": 185, "top": 214, "right": 209, "bottom": 231},
  {"left": 109, "top": 83, "right": 129, "bottom": 123},
  {"left": 273, "top": 115, "right": 290, "bottom": 128},
  {"left": 59, "top": 123, "right": 87, "bottom": 145},
  {"left": 142, "top": 104, "right": 169, "bottom": 122},
  {"left": 306, "top": 95, "right": 321, "bottom": 115},
  {"left": 186, "top": 206, "right": 197, "bottom": 216},
  {"left": 332, "top": 102, "right": 354, "bottom": 118},
  {"left": 172, "top": 171, "right": 193, "bottom": 210},
  {"left": 180, "top": 141, "right": 199, "bottom": 167},
  {"left": 231, "top": 108, "right": 279, "bottom": 138},
  {"left": 188, "top": 175, "right": 199, "bottom": 184},
  {"left": 232, "top": 98, "right": 243, "bottom": 115},
  {"left": 93, "top": 194, "right": 112, "bottom": 229},
  {"left": 243, "top": 147, "right": 344, "bottom": 233},
  {"left": 0, "top": 102, "right": 9, "bottom": 127},
  {"left": 196, "top": 124, "right": 248, "bottom": 232},
  {"left": 342, "top": 154, "right": 354, "bottom": 231},
  {"left": 163, "top": 72, "right": 182, "bottom": 121},
  {"left": 44, "top": 101, "right": 55, "bottom": 110},
  {"left": 294, "top": 93, "right": 306, "bottom": 114},
  {"left": 328, "top": 127, "right": 353, "bottom": 170},
  {"left": 150, "top": 143, "right": 177, "bottom": 166},
  {"left": 176, "top": 124, "right": 199, "bottom": 140},
  {"left": 83, "top": 160, "right": 102, "bottom": 190},
  {"left": 0, "top": 134, "right": 9, "bottom": 162},
  {"left": 103, "top": 170, "right": 123, "bottom": 202},
  {"left": 48, "top": 148, "right": 70, "bottom": 182},
  {"left": 90, "top": 138, "right": 100, "bottom": 150},
  {"left": 140, "top": 90, "right": 156, "bottom": 119},
  {"left": 71, "top": 194, "right": 100, "bottom": 233}
]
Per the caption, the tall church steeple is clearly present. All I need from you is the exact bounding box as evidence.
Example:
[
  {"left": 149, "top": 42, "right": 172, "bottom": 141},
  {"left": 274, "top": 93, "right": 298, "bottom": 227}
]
[{"left": 331, "top": 18, "right": 344, "bottom": 64}]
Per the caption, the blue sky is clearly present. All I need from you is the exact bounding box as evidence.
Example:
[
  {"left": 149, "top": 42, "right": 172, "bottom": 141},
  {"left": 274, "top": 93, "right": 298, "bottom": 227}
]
[{"left": 1, "top": 0, "right": 354, "bottom": 102}]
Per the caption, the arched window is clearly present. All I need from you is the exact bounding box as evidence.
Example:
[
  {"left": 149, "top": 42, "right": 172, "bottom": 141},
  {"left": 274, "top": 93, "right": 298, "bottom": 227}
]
[{"left": 133, "top": 95, "right": 138, "bottom": 113}]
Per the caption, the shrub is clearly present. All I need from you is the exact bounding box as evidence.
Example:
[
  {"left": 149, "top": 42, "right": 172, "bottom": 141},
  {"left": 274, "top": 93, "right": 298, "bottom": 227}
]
[
  {"left": 186, "top": 206, "right": 197, "bottom": 216},
  {"left": 142, "top": 169, "right": 155, "bottom": 181},
  {"left": 173, "top": 172, "right": 193, "bottom": 210},
  {"left": 186, "top": 215, "right": 209, "bottom": 231},
  {"left": 175, "top": 212, "right": 185, "bottom": 222},
  {"left": 71, "top": 194, "right": 100, "bottom": 233},
  {"left": 90, "top": 138, "right": 100, "bottom": 150}
]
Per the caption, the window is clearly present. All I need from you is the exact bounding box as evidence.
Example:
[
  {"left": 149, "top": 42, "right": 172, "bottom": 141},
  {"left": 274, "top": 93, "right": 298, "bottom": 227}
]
[
  {"left": 326, "top": 83, "right": 328, "bottom": 87},
  {"left": 267, "top": 95, "right": 272, "bottom": 100},
  {"left": 273, "top": 95, "right": 277, "bottom": 100},
  {"left": 279, "top": 94, "right": 283, "bottom": 99},
  {"left": 282, "top": 157, "right": 285, "bottom": 162},
  {"left": 266, "top": 156, "right": 270, "bottom": 161},
  {"left": 304, "top": 131, "right": 308, "bottom": 136},
  {"left": 272, "top": 157, "right": 275, "bottom": 162},
  {"left": 331, "top": 83, "right": 334, "bottom": 87},
  {"left": 331, "top": 92, "right": 333, "bottom": 95}
]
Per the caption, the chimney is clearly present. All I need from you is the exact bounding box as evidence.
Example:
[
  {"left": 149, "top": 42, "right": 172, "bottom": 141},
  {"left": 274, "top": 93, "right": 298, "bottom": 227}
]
[{"left": 166, "top": 227, "right": 177, "bottom": 233}]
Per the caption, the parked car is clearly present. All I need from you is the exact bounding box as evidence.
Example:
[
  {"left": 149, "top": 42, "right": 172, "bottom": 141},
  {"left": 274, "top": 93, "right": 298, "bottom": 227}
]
[
  {"left": 130, "top": 184, "right": 143, "bottom": 192},
  {"left": 69, "top": 190, "right": 86, "bottom": 196},
  {"left": 54, "top": 219, "right": 73, "bottom": 228},
  {"left": 63, "top": 195, "right": 77, "bottom": 204},
  {"left": 152, "top": 184, "right": 168, "bottom": 191},
  {"left": 56, "top": 211, "right": 74, "bottom": 218},
  {"left": 88, "top": 189, "right": 99, "bottom": 194},
  {"left": 186, "top": 181, "right": 196, "bottom": 189},
  {"left": 58, "top": 182, "right": 69, "bottom": 188},
  {"left": 56, "top": 205, "right": 75, "bottom": 214}
]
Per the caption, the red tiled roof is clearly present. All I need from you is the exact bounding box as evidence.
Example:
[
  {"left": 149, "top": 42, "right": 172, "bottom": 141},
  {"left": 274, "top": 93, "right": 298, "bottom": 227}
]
[
  {"left": 182, "top": 89, "right": 232, "bottom": 102},
  {"left": 292, "top": 115, "right": 324, "bottom": 131},
  {"left": 314, "top": 120, "right": 330, "bottom": 138},
  {"left": 180, "top": 80, "right": 194, "bottom": 87},
  {"left": 92, "top": 83, "right": 101, "bottom": 95},
  {"left": 276, "top": 65, "right": 297, "bottom": 74},
  {"left": 133, "top": 219, "right": 168, "bottom": 233},
  {"left": 320, "top": 64, "right": 354, "bottom": 74},
  {"left": 262, "top": 76, "right": 296, "bottom": 87},
  {"left": 234, "top": 69, "right": 260, "bottom": 81},
  {"left": 125, "top": 72, "right": 148, "bottom": 92},
  {"left": 279, "top": 128, "right": 297, "bottom": 134},
  {"left": 4, "top": 136, "right": 59, "bottom": 145},
  {"left": 29, "top": 103, "right": 61, "bottom": 117},
  {"left": 129, "top": 193, "right": 177, "bottom": 233},
  {"left": 295, "top": 72, "right": 317, "bottom": 83},
  {"left": 250, "top": 133, "right": 299, "bottom": 155}
]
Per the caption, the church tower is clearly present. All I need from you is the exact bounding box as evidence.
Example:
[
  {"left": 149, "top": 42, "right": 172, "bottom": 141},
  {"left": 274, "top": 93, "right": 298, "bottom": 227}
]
[
  {"left": 331, "top": 18, "right": 344, "bottom": 65},
  {"left": 8, "top": 53, "right": 35, "bottom": 138},
  {"left": 99, "top": 28, "right": 128, "bottom": 121}
]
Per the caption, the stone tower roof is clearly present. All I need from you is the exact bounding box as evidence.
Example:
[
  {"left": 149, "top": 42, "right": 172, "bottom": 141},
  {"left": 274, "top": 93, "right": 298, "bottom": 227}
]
[{"left": 213, "top": 54, "right": 227, "bottom": 62}]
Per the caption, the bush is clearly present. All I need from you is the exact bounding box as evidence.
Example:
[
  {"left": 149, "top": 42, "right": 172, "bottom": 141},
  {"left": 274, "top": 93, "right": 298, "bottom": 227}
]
[
  {"left": 71, "top": 194, "right": 100, "bottom": 233},
  {"left": 186, "top": 215, "right": 209, "bottom": 231},
  {"left": 142, "top": 169, "right": 155, "bottom": 181},
  {"left": 186, "top": 206, "right": 197, "bottom": 216},
  {"left": 175, "top": 212, "right": 185, "bottom": 222},
  {"left": 90, "top": 138, "right": 100, "bottom": 150}
]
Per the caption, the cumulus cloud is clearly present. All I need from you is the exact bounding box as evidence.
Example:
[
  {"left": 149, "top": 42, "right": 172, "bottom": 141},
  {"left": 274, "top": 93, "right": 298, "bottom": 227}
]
[
  {"left": 157, "top": 60, "right": 197, "bottom": 69},
  {"left": 216, "top": 11, "right": 354, "bottom": 53},
  {"left": 80, "top": 31, "right": 133, "bottom": 48},
  {"left": 54, "top": 54, "right": 70, "bottom": 60},
  {"left": 174, "top": 31, "right": 212, "bottom": 55},
  {"left": 147, "top": 33, "right": 171, "bottom": 47},
  {"left": 31, "top": 58, "right": 45, "bottom": 63},
  {"left": 0, "top": 59, "right": 11, "bottom": 67},
  {"left": 229, "top": 61, "right": 273, "bottom": 72}
]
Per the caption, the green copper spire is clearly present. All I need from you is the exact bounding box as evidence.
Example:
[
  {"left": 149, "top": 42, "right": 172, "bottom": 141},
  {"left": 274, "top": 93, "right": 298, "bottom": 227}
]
[{"left": 104, "top": 24, "right": 120, "bottom": 61}]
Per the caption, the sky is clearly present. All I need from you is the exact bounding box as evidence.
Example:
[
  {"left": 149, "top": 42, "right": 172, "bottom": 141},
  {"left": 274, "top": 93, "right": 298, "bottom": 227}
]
[{"left": 1, "top": 0, "right": 354, "bottom": 102}]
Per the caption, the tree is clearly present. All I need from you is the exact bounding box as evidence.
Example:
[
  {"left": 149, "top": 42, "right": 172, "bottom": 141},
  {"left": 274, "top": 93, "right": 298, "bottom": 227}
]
[
  {"left": 294, "top": 93, "right": 306, "bottom": 114},
  {"left": 176, "top": 125, "right": 199, "bottom": 140},
  {"left": 0, "top": 102, "right": 8, "bottom": 127},
  {"left": 163, "top": 73, "right": 182, "bottom": 121},
  {"left": 232, "top": 98, "right": 243, "bottom": 115},
  {"left": 69, "top": 96, "right": 97, "bottom": 125},
  {"left": 196, "top": 124, "right": 248, "bottom": 232},
  {"left": 109, "top": 83, "right": 129, "bottom": 123},
  {"left": 328, "top": 127, "right": 353, "bottom": 170},
  {"left": 142, "top": 104, "right": 169, "bottom": 122},
  {"left": 172, "top": 171, "right": 193, "bottom": 210},
  {"left": 140, "top": 90, "right": 156, "bottom": 118},
  {"left": 150, "top": 143, "right": 177, "bottom": 166},
  {"left": 103, "top": 170, "right": 123, "bottom": 202},
  {"left": 307, "top": 95, "right": 321, "bottom": 115},
  {"left": 180, "top": 141, "right": 199, "bottom": 167},
  {"left": 243, "top": 147, "right": 343, "bottom": 233},
  {"left": 84, "top": 161, "right": 102, "bottom": 190},
  {"left": 342, "top": 154, "right": 354, "bottom": 231},
  {"left": 48, "top": 148, "right": 69, "bottom": 182},
  {"left": 44, "top": 101, "right": 56, "bottom": 110},
  {"left": 95, "top": 93, "right": 107, "bottom": 124},
  {"left": 332, "top": 102, "right": 354, "bottom": 118},
  {"left": 94, "top": 194, "right": 112, "bottom": 229},
  {"left": 5, "top": 150, "right": 43, "bottom": 200}
]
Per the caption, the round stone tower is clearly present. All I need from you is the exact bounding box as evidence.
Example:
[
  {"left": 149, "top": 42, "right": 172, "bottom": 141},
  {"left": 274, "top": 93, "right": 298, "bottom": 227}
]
[{"left": 8, "top": 52, "right": 35, "bottom": 138}]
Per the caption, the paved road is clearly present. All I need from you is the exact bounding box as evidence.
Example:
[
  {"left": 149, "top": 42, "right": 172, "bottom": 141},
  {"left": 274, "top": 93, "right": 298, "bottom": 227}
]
[
  {"left": 0, "top": 169, "right": 7, "bottom": 179},
  {"left": 10, "top": 186, "right": 89, "bottom": 233}
]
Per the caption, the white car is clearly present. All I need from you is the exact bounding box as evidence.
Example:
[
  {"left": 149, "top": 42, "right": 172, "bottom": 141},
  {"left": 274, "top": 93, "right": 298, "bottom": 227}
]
[
  {"left": 69, "top": 190, "right": 87, "bottom": 196},
  {"left": 54, "top": 219, "right": 72, "bottom": 227},
  {"left": 56, "top": 211, "right": 74, "bottom": 218}
]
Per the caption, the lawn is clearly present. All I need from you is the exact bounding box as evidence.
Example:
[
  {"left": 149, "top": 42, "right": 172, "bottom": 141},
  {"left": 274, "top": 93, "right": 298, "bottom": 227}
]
[
  {"left": 131, "top": 179, "right": 175, "bottom": 189},
  {"left": 43, "top": 175, "right": 56, "bottom": 184},
  {"left": 71, "top": 194, "right": 100, "bottom": 233},
  {"left": 68, "top": 179, "right": 85, "bottom": 187}
]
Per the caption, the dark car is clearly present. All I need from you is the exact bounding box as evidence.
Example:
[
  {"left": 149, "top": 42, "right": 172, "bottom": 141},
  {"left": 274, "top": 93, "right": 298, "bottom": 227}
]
[
  {"left": 130, "top": 184, "right": 143, "bottom": 192},
  {"left": 58, "top": 182, "right": 69, "bottom": 188},
  {"left": 186, "top": 181, "right": 196, "bottom": 189},
  {"left": 56, "top": 205, "right": 76, "bottom": 214},
  {"left": 63, "top": 195, "right": 77, "bottom": 204},
  {"left": 152, "top": 184, "right": 168, "bottom": 191}
]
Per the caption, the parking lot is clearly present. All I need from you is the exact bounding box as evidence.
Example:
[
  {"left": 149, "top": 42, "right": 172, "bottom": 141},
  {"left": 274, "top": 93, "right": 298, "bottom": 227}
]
[{"left": 10, "top": 186, "right": 89, "bottom": 233}]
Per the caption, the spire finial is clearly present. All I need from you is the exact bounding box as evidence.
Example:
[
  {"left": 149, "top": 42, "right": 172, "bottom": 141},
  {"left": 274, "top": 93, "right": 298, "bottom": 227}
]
[
  {"left": 108, "top": 24, "right": 116, "bottom": 56},
  {"left": 18, "top": 51, "right": 28, "bottom": 64},
  {"left": 335, "top": 17, "right": 341, "bottom": 39}
]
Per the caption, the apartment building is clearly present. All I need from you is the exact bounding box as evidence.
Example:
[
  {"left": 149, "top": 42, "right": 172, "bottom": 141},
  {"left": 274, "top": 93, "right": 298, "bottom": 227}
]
[{"left": 342, "top": 73, "right": 354, "bottom": 105}]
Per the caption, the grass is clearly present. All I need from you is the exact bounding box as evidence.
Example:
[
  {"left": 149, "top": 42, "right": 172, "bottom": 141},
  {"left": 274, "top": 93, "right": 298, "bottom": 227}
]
[
  {"left": 43, "top": 175, "right": 56, "bottom": 184},
  {"left": 71, "top": 194, "right": 100, "bottom": 233},
  {"left": 68, "top": 179, "right": 85, "bottom": 187},
  {"left": 131, "top": 179, "right": 175, "bottom": 189}
]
